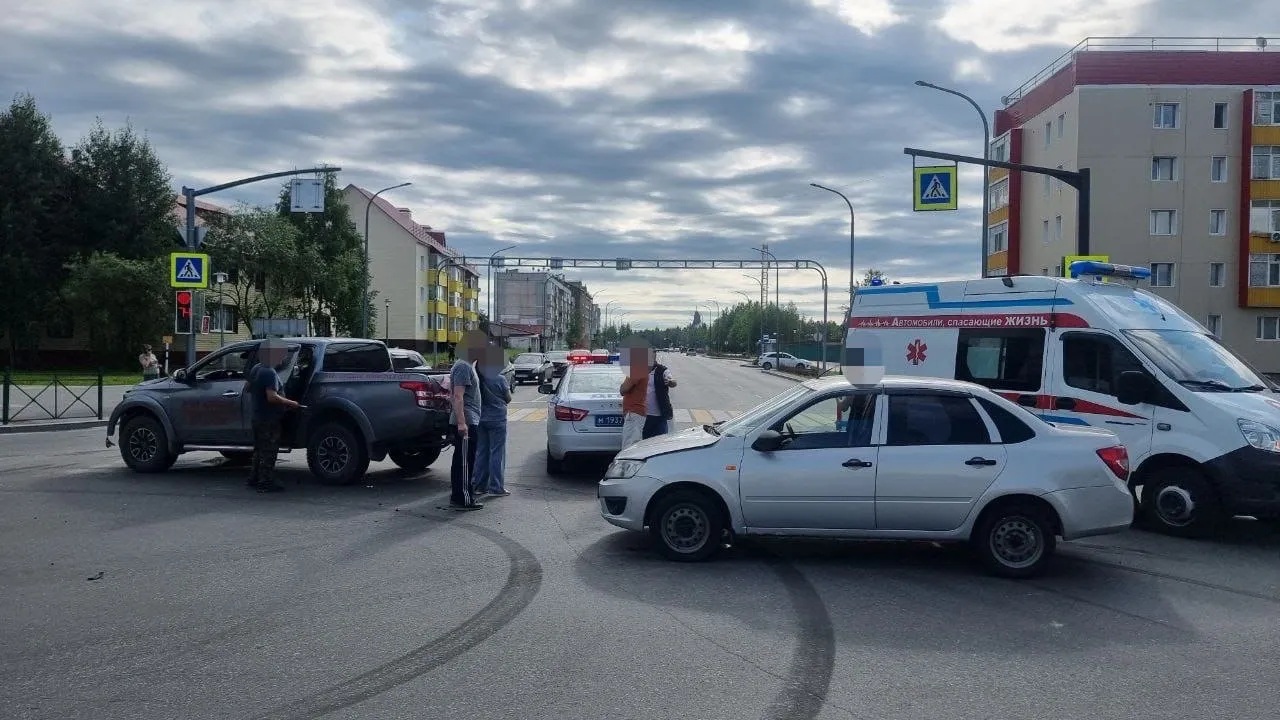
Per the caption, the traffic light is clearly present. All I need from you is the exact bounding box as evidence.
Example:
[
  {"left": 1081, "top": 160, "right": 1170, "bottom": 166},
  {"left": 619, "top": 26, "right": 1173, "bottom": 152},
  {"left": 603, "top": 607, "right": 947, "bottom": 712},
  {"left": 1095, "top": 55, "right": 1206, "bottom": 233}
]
[{"left": 175, "top": 290, "right": 193, "bottom": 334}]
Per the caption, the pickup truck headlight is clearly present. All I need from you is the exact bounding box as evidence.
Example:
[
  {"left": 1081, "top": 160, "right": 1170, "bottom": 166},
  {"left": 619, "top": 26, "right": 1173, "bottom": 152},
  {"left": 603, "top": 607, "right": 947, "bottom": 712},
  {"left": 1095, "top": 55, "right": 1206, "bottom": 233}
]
[
  {"left": 1238, "top": 419, "right": 1280, "bottom": 453},
  {"left": 604, "top": 459, "right": 644, "bottom": 480}
]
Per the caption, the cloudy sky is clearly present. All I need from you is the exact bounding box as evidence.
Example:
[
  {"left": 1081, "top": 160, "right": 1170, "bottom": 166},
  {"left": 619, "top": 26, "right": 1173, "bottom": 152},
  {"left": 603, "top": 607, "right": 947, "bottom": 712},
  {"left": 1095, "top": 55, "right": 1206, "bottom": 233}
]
[{"left": 2, "top": 0, "right": 1273, "bottom": 328}]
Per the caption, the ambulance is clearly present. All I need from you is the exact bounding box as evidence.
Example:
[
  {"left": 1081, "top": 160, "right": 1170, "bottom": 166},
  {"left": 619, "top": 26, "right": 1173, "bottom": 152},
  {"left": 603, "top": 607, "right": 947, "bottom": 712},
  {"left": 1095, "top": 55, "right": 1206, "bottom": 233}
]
[{"left": 845, "top": 261, "right": 1280, "bottom": 537}]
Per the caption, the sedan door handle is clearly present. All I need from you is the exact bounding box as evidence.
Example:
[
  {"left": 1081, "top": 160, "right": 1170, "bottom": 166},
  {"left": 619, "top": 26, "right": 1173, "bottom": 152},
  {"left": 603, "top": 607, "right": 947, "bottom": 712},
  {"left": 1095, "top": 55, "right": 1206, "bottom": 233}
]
[
  {"left": 842, "top": 458, "right": 873, "bottom": 468},
  {"left": 222, "top": 391, "right": 240, "bottom": 398},
  {"left": 1055, "top": 397, "right": 1077, "bottom": 410},
  {"left": 965, "top": 457, "right": 998, "bottom": 466}
]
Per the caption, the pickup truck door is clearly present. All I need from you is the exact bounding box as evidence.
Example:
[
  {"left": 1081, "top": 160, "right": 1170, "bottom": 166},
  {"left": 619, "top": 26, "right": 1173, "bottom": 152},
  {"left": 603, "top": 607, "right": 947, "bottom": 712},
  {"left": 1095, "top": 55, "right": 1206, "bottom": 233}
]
[{"left": 173, "top": 343, "right": 258, "bottom": 445}]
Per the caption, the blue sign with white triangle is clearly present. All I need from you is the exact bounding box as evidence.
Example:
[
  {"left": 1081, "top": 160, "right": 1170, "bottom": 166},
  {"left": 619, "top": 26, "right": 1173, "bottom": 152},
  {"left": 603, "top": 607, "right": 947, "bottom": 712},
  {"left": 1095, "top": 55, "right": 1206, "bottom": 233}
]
[{"left": 170, "top": 252, "right": 209, "bottom": 288}]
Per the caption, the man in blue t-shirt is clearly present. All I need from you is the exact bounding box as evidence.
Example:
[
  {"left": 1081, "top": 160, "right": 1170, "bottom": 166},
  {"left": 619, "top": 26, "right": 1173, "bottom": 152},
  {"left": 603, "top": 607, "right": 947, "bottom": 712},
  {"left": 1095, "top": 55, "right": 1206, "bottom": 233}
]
[
  {"left": 246, "top": 340, "right": 301, "bottom": 493},
  {"left": 448, "top": 332, "right": 487, "bottom": 510}
]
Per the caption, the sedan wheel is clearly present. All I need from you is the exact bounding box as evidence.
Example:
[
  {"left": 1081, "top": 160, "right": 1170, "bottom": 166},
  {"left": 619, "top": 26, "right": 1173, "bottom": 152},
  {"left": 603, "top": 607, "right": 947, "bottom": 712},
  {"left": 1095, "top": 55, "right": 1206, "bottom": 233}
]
[
  {"left": 649, "top": 490, "right": 724, "bottom": 562},
  {"left": 973, "top": 504, "right": 1056, "bottom": 578},
  {"left": 761, "top": 362, "right": 773, "bottom": 370}
]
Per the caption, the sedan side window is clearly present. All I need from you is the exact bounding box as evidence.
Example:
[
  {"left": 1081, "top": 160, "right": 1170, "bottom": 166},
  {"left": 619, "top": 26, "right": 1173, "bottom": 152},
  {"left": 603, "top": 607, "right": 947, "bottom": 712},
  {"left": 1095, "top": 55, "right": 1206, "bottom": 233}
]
[
  {"left": 886, "top": 394, "right": 991, "bottom": 446},
  {"left": 772, "top": 392, "right": 875, "bottom": 450}
]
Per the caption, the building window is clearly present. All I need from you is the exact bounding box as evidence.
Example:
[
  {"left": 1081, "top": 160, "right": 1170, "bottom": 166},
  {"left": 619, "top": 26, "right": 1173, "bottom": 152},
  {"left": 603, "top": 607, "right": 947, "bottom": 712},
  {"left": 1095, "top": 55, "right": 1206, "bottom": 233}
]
[
  {"left": 419, "top": 255, "right": 427, "bottom": 271},
  {"left": 1044, "top": 122, "right": 1052, "bottom": 149},
  {"left": 1252, "top": 146, "right": 1280, "bottom": 180},
  {"left": 991, "top": 138, "right": 1008, "bottom": 162},
  {"left": 1042, "top": 175, "right": 1051, "bottom": 197},
  {"left": 1041, "top": 219, "right": 1050, "bottom": 244},
  {"left": 1257, "top": 316, "right": 1280, "bottom": 341},
  {"left": 1255, "top": 91, "right": 1280, "bottom": 126},
  {"left": 1151, "top": 156, "right": 1178, "bottom": 181},
  {"left": 1209, "top": 210, "right": 1227, "bottom": 236},
  {"left": 1213, "top": 102, "right": 1229, "bottom": 129},
  {"left": 1153, "top": 103, "right": 1179, "bottom": 129},
  {"left": 418, "top": 286, "right": 426, "bottom": 303},
  {"left": 1054, "top": 264, "right": 1062, "bottom": 276},
  {"left": 987, "top": 178, "right": 1009, "bottom": 209},
  {"left": 1211, "top": 156, "right": 1228, "bottom": 183},
  {"left": 1207, "top": 315, "right": 1222, "bottom": 338},
  {"left": 1150, "top": 210, "right": 1178, "bottom": 236},
  {"left": 1149, "top": 263, "right": 1175, "bottom": 287},
  {"left": 988, "top": 221, "right": 1008, "bottom": 254},
  {"left": 1250, "top": 253, "right": 1280, "bottom": 287},
  {"left": 1209, "top": 263, "right": 1226, "bottom": 287},
  {"left": 1056, "top": 113, "right": 1065, "bottom": 138},
  {"left": 1054, "top": 215, "right": 1063, "bottom": 242},
  {"left": 209, "top": 303, "right": 238, "bottom": 333},
  {"left": 419, "top": 315, "right": 426, "bottom": 331},
  {"left": 1251, "top": 200, "right": 1280, "bottom": 233}
]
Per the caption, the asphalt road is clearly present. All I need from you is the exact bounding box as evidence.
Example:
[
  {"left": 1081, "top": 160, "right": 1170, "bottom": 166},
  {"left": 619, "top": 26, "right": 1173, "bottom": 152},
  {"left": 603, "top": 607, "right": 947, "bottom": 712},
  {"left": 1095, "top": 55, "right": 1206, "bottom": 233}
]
[{"left": 3, "top": 352, "right": 1280, "bottom": 719}]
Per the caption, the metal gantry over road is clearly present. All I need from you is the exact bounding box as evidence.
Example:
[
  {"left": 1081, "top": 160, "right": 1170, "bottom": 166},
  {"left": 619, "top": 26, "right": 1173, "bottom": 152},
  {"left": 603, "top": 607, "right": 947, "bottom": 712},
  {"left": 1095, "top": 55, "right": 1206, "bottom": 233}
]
[{"left": 461, "top": 255, "right": 833, "bottom": 370}]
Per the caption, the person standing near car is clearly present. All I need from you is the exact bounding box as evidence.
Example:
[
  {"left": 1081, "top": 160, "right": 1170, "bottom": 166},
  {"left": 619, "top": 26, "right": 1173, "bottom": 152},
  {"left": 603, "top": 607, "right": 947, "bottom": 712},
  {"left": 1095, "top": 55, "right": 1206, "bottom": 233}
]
[
  {"left": 619, "top": 345, "right": 649, "bottom": 449},
  {"left": 642, "top": 348, "right": 676, "bottom": 439},
  {"left": 448, "top": 331, "right": 486, "bottom": 510},
  {"left": 245, "top": 339, "right": 301, "bottom": 493},
  {"left": 139, "top": 344, "right": 159, "bottom": 382},
  {"left": 473, "top": 344, "right": 512, "bottom": 497}
]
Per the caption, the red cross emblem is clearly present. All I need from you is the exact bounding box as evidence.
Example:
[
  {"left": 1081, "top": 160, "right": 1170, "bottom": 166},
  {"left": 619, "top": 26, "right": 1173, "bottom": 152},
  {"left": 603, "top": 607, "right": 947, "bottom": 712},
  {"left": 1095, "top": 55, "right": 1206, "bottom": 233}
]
[{"left": 906, "top": 339, "right": 927, "bottom": 365}]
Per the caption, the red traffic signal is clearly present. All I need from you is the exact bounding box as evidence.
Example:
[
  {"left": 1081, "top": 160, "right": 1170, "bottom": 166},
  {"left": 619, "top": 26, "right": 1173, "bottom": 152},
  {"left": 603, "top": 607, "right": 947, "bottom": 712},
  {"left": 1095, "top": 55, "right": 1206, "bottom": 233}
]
[{"left": 175, "top": 291, "right": 193, "bottom": 334}]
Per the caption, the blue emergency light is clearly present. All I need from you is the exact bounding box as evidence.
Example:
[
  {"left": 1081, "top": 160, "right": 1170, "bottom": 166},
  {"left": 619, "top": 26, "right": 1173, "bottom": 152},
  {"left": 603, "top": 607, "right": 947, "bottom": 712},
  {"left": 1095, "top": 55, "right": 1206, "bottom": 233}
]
[{"left": 1069, "top": 261, "right": 1152, "bottom": 280}]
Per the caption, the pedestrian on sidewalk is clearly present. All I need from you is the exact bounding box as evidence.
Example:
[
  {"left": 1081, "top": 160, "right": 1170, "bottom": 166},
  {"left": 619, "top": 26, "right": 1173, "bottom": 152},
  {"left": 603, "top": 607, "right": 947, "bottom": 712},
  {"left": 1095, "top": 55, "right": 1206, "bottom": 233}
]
[
  {"left": 642, "top": 349, "right": 676, "bottom": 439},
  {"left": 448, "top": 331, "right": 486, "bottom": 510},
  {"left": 139, "top": 345, "right": 160, "bottom": 382},
  {"left": 245, "top": 339, "right": 301, "bottom": 493},
  {"left": 474, "top": 343, "right": 512, "bottom": 497},
  {"left": 619, "top": 343, "right": 649, "bottom": 449}
]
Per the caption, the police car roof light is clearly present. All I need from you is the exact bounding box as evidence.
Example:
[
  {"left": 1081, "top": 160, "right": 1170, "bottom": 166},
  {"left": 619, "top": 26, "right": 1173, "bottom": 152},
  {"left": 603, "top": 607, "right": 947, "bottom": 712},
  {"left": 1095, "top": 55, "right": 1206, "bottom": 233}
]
[{"left": 1069, "top": 261, "right": 1152, "bottom": 280}]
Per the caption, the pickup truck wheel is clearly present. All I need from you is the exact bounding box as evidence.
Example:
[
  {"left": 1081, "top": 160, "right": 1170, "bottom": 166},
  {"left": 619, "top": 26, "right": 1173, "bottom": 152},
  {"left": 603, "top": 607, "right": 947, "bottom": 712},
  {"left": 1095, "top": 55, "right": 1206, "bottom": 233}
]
[
  {"left": 120, "top": 415, "right": 174, "bottom": 473},
  {"left": 307, "top": 421, "right": 369, "bottom": 485},
  {"left": 389, "top": 447, "right": 441, "bottom": 472}
]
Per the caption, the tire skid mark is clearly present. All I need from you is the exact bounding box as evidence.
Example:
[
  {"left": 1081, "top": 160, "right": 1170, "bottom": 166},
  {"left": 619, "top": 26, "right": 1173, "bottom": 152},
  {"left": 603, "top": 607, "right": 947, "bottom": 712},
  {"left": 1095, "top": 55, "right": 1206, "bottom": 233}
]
[
  {"left": 254, "top": 522, "right": 542, "bottom": 720},
  {"left": 1066, "top": 555, "right": 1280, "bottom": 606},
  {"left": 758, "top": 555, "right": 836, "bottom": 720}
]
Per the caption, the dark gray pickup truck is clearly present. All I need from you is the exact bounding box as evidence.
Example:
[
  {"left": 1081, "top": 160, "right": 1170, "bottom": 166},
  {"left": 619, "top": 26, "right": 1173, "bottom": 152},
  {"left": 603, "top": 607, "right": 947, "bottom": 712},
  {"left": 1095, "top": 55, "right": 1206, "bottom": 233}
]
[{"left": 106, "top": 338, "right": 453, "bottom": 484}]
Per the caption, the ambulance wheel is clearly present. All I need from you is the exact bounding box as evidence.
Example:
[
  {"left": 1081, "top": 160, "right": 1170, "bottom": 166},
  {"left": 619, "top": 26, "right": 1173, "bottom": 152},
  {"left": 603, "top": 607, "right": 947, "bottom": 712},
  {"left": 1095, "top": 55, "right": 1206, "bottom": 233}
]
[{"left": 1142, "top": 467, "right": 1223, "bottom": 538}]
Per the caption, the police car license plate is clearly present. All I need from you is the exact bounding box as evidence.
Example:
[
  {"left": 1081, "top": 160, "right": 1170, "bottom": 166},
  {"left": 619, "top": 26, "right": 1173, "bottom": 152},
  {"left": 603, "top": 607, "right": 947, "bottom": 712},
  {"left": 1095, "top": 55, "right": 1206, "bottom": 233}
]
[{"left": 594, "top": 415, "right": 624, "bottom": 427}]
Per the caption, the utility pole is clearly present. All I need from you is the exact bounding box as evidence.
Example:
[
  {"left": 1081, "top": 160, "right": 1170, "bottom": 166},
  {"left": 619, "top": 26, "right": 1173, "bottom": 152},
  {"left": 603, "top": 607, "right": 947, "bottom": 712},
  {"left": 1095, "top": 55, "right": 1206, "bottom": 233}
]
[{"left": 182, "top": 166, "right": 340, "bottom": 367}]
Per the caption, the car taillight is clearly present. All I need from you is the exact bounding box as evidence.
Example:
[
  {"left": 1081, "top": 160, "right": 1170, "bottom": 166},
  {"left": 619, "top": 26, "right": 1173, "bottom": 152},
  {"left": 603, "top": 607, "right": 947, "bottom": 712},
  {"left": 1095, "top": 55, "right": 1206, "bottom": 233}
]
[
  {"left": 400, "top": 380, "right": 445, "bottom": 409},
  {"left": 554, "top": 405, "right": 589, "bottom": 422},
  {"left": 1096, "top": 445, "right": 1129, "bottom": 480}
]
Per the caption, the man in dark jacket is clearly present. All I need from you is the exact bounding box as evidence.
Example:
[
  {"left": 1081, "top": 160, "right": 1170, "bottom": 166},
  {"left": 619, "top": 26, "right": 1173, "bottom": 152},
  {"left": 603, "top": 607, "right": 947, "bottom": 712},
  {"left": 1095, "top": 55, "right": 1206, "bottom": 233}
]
[
  {"left": 245, "top": 339, "right": 302, "bottom": 492},
  {"left": 642, "top": 349, "right": 676, "bottom": 439}
]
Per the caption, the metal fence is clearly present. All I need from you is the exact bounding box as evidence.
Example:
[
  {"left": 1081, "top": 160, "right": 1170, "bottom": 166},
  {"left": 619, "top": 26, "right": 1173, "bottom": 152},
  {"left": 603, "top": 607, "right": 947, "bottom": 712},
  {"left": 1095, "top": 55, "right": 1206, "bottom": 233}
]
[{"left": 2, "top": 368, "right": 104, "bottom": 425}]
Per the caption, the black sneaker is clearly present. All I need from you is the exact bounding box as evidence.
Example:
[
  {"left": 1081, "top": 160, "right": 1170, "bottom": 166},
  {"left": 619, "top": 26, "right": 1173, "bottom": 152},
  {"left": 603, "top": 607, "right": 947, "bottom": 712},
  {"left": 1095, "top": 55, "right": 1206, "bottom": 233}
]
[
  {"left": 448, "top": 501, "right": 484, "bottom": 511},
  {"left": 488, "top": 490, "right": 511, "bottom": 497},
  {"left": 256, "top": 483, "right": 286, "bottom": 493}
]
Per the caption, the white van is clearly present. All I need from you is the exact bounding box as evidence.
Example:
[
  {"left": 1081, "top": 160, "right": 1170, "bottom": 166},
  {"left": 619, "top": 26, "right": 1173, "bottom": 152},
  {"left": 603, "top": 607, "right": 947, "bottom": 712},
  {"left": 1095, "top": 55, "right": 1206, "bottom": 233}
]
[{"left": 846, "top": 262, "right": 1280, "bottom": 537}]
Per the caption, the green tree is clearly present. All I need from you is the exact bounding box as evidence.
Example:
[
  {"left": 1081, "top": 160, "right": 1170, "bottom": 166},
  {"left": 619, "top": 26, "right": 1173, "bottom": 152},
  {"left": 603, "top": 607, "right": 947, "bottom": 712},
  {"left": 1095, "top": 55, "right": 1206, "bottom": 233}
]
[
  {"left": 859, "top": 268, "right": 887, "bottom": 287},
  {"left": 61, "top": 252, "right": 169, "bottom": 366},
  {"left": 0, "top": 94, "right": 70, "bottom": 366},
  {"left": 203, "top": 208, "right": 307, "bottom": 337},
  {"left": 276, "top": 173, "right": 370, "bottom": 336},
  {"left": 66, "top": 119, "right": 174, "bottom": 260}
]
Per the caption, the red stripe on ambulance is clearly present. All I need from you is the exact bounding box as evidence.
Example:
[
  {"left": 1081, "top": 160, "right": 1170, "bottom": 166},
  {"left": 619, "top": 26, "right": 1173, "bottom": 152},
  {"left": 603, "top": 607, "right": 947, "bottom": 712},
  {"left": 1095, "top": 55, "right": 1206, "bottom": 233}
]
[
  {"left": 848, "top": 313, "right": 1089, "bottom": 329},
  {"left": 996, "top": 392, "right": 1145, "bottom": 419}
]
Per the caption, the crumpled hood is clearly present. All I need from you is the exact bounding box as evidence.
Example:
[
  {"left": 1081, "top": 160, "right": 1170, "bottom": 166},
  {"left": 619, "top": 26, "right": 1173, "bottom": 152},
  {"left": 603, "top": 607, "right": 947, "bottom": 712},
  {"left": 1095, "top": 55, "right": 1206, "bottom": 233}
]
[{"left": 617, "top": 426, "right": 719, "bottom": 460}]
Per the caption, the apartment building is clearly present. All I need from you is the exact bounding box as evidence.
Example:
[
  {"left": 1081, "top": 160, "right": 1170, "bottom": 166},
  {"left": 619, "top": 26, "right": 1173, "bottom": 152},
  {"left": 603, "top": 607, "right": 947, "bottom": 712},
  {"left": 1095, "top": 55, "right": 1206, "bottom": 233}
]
[
  {"left": 985, "top": 37, "right": 1280, "bottom": 372},
  {"left": 342, "top": 185, "right": 480, "bottom": 349},
  {"left": 564, "top": 280, "right": 599, "bottom": 346},
  {"left": 492, "top": 271, "right": 577, "bottom": 351}
]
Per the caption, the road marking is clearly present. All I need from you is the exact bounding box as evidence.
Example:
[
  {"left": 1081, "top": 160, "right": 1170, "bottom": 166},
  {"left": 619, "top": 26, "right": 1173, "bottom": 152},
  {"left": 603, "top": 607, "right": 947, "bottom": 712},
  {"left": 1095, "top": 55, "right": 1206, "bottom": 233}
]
[
  {"left": 671, "top": 409, "right": 692, "bottom": 424},
  {"left": 508, "top": 408, "right": 538, "bottom": 421},
  {"left": 710, "top": 410, "right": 732, "bottom": 421},
  {"left": 690, "top": 409, "right": 715, "bottom": 425},
  {"left": 524, "top": 408, "right": 547, "bottom": 422}
]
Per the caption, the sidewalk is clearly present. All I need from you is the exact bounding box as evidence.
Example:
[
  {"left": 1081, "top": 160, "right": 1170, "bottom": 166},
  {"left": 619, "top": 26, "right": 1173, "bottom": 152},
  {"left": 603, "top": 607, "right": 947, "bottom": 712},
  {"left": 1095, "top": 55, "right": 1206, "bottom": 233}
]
[{"left": 2, "top": 384, "right": 130, "bottom": 434}]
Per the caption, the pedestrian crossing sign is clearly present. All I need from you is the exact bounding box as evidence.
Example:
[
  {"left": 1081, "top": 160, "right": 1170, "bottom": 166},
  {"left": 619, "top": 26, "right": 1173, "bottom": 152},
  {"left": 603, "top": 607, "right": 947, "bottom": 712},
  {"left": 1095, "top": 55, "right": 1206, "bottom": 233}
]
[
  {"left": 170, "top": 252, "right": 209, "bottom": 289},
  {"left": 913, "top": 165, "right": 958, "bottom": 212}
]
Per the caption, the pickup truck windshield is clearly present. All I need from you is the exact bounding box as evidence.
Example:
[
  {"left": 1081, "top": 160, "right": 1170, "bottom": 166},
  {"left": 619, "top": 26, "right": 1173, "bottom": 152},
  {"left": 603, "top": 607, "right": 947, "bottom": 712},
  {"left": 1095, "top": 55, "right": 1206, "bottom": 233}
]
[{"left": 1123, "top": 329, "right": 1272, "bottom": 392}]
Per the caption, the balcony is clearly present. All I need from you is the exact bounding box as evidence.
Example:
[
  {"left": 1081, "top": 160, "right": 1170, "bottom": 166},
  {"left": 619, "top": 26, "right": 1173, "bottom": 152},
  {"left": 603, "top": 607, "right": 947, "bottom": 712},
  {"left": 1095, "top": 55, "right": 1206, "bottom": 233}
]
[
  {"left": 447, "top": 330, "right": 463, "bottom": 343},
  {"left": 447, "top": 305, "right": 463, "bottom": 318},
  {"left": 463, "top": 286, "right": 480, "bottom": 299},
  {"left": 464, "top": 310, "right": 478, "bottom": 322}
]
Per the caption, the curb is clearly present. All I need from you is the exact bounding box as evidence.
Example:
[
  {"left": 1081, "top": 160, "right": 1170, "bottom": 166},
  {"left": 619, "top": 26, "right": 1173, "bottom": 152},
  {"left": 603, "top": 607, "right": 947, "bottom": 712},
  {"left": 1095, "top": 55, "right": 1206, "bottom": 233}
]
[
  {"left": 761, "top": 369, "right": 804, "bottom": 383},
  {"left": 0, "top": 419, "right": 109, "bottom": 435}
]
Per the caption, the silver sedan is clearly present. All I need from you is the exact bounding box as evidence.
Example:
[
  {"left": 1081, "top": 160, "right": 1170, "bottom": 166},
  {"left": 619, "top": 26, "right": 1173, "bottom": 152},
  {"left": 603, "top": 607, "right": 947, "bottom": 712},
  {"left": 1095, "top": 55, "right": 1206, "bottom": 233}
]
[{"left": 540, "top": 364, "right": 626, "bottom": 475}]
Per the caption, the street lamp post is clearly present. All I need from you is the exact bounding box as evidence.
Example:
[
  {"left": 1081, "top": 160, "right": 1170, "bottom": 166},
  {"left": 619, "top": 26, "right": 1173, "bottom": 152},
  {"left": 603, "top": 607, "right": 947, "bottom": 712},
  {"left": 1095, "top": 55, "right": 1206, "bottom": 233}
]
[
  {"left": 384, "top": 298, "right": 391, "bottom": 343},
  {"left": 914, "top": 80, "right": 990, "bottom": 277},
  {"left": 742, "top": 274, "right": 767, "bottom": 357},
  {"left": 487, "top": 244, "right": 516, "bottom": 332},
  {"left": 705, "top": 299, "right": 720, "bottom": 349},
  {"left": 213, "top": 271, "right": 228, "bottom": 348},
  {"left": 363, "top": 182, "right": 412, "bottom": 339},
  {"left": 809, "top": 183, "right": 856, "bottom": 311}
]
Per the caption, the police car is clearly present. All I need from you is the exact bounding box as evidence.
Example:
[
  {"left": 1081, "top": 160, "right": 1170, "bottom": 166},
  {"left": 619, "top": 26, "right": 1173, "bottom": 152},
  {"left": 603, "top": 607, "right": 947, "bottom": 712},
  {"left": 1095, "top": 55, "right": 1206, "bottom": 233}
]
[{"left": 845, "top": 262, "right": 1280, "bottom": 537}]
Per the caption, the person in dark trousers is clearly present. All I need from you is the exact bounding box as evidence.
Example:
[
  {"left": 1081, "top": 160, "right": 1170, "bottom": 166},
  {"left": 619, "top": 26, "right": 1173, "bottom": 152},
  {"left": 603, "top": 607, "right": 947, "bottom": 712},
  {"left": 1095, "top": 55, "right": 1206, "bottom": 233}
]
[
  {"left": 642, "top": 349, "right": 676, "bottom": 439},
  {"left": 245, "top": 340, "right": 302, "bottom": 493},
  {"left": 473, "top": 344, "right": 512, "bottom": 497},
  {"left": 448, "top": 332, "right": 486, "bottom": 510}
]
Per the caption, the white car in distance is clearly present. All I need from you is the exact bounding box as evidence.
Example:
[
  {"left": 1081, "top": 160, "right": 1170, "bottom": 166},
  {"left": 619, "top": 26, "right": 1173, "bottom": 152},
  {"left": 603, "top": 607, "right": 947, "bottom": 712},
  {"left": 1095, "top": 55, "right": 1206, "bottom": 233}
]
[
  {"left": 598, "top": 375, "right": 1135, "bottom": 578},
  {"left": 540, "top": 364, "right": 626, "bottom": 474},
  {"left": 759, "top": 352, "right": 809, "bottom": 371}
]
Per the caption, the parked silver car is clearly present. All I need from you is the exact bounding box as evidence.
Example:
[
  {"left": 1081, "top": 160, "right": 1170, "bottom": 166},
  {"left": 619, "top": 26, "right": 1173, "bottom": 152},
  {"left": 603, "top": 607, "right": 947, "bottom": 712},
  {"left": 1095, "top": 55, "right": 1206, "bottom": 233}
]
[{"left": 539, "top": 364, "right": 625, "bottom": 474}]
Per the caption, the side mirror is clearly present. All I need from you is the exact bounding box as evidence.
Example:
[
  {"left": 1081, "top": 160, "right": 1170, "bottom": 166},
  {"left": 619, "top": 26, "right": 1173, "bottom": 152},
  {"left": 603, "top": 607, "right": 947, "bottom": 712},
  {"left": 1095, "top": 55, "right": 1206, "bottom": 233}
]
[
  {"left": 537, "top": 383, "right": 554, "bottom": 395},
  {"left": 172, "top": 368, "right": 188, "bottom": 381},
  {"left": 1116, "top": 370, "right": 1150, "bottom": 406},
  {"left": 751, "top": 429, "right": 784, "bottom": 452}
]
